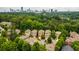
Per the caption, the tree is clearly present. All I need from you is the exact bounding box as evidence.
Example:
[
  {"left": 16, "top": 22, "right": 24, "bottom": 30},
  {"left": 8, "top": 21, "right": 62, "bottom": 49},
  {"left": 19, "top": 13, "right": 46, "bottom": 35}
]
[
  {"left": 51, "top": 30, "right": 56, "bottom": 39},
  {"left": 0, "top": 41, "right": 17, "bottom": 51},
  {"left": 39, "top": 44, "right": 46, "bottom": 51},
  {"left": 17, "top": 39, "right": 24, "bottom": 51},
  {"left": 14, "top": 37, "right": 31, "bottom": 51},
  {"left": 32, "top": 20, "right": 44, "bottom": 29},
  {"left": 22, "top": 42, "right": 31, "bottom": 51},
  {"left": 59, "top": 30, "right": 69, "bottom": 40},
  {"left": 47, "top": 36, "right": 52, "bottom": 44},
  {"left": 55, "top": 37, "right": 65, "bottom": 51},
  {"left": 1, "top": 31, "right": 7, "bottom": 37},
  {"left": 47, "top": 20, "right": 57, "bottom": 30},
  {"left": 0, "top": 36, "right": 7, "bottom": 47},
  {"left": 31, "top": 42, "right": 40, "bottom": 51},
  {"left": 57, "top": 24, "right": 65, "bottom": 31},
  {"left": 71, "top": 41, "right": 79, "bottom": 51},
  {"left": 20, "top": 19, "right": 33, "bottom": 30},
  {"left": 31, "top": 42, "right": 46, "bottom": 51},
  {"left": 14, "top": 37, "right": 20, "bottom": 43},
  {"left": 64, "top": 23, "right": 71, "bottom": 32}
]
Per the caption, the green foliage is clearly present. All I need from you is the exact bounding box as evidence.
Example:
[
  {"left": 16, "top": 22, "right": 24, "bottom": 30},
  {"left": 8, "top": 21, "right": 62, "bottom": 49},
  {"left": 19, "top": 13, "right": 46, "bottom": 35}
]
[
  {"left": 15, "top": 38, "right": 31, "bottom": 51},
  {"left": 59, "top": 30, "right": 69, "bottom": 40},
  {"left": 17, "top": 39, "right": 25, "bottom": 51},
  {"left": 47, "top": 36, "right": 52, "bottom": 44},
  {"left": 14, "top": 37, "right": 20, "bottom": 43},
  {"left": 71, "top": 41, "right": 79, "bottom": 51},
  {"left": 31, "top": 42, "right": 40, "bottom": 51},
  {"left": 0, "top": 12, "right": 79, "bottom": 32},
  {"left": 55, "top": 37, "right": 65, "bottom": 51},
  {"left": 31, "top": 42, "right": 46, "bottom": 51},
  {"left": 51, "top": 30, "right": 56, "bottom": 39},
  {"left": 39, "top": 44, "right": 46, "bottom": 51},
  {"left": 22, "top": 42, "right": 31, "bottom": 51},
  {"left": 57, "top": 24, "right": 65, "bottom": 31},
  {"left": 14, "top": 37, "right": 31, "bottom": 51},
  {"left": 0, "top": 11, "right": 79, "bottom": 51},
  {"left": 32, "top": 20, "right": 44, "bottom": 29},
  {"left": 1, "top": 31, "right": 7, "bottom": 37},
  {"left": 0, "top": 41, "right": 17, "bottom": 51},
  {"left": 0, "top": 36, "right": 7, "bottom": 46},
  {"left": 64, "top": 23, "right": 71, "bottom": 32}
]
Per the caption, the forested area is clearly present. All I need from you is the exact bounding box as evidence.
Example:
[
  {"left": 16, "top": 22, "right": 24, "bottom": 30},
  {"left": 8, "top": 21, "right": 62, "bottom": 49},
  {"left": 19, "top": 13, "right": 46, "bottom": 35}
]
[{"left": 0, "top": 11, "right": 79, "bottom": 51}]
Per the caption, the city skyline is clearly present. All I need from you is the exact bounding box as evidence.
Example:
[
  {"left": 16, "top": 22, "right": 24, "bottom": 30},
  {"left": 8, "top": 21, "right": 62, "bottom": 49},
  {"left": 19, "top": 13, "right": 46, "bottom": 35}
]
[{"left": 0, "top": 7, "right": 79, "bottom": 12}]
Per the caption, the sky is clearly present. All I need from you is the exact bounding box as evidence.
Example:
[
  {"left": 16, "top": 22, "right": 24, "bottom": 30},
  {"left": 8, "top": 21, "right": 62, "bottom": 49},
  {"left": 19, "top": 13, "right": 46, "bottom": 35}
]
[
  {"left": 0, "top": 0, "right": 79, "bottom": 12},
  {"left": 0, "top": 7, "right": 79, "bottom": 12}
]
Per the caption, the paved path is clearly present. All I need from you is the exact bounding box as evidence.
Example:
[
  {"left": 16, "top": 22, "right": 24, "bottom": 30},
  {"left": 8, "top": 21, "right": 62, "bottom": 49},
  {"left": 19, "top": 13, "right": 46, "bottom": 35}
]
[{"left": 61, "top": 45, "right": 74, "bottom": 51}]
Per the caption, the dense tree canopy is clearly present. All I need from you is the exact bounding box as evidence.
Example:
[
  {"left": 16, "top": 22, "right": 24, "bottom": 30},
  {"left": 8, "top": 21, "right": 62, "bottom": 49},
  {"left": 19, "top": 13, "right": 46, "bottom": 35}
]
[
  {"left": 0, "top": 41, "right": 17, "bottom": 51},
  {"left": 71, "top": 41, "right": 79, "bottom": 51},
  {"left": 0, "top": 11, "right": 79, "bottom": 51},
  {"left": 55, "top": 37, "right": 65, "bottom": 51}
]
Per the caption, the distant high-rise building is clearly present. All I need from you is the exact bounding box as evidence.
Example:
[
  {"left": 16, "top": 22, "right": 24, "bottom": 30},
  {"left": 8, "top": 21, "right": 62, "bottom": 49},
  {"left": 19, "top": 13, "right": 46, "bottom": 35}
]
[
  {"left": 21, "top": 7, "right": 23, "bottom": 12},
  {"left": 55, "top": 9, "right": 57, "bottom": 12},
  {"left": 10, "top": 8, "right": 14, "bottom": 12},
  {"left": 42, "top": 9, "right": 46, "bottom": 13},
  {"left": 27, "top": 8, "right": 31, "bottom": 12},
  {"left": 50, "top": 9, "right": 53, "bottom": 12}
]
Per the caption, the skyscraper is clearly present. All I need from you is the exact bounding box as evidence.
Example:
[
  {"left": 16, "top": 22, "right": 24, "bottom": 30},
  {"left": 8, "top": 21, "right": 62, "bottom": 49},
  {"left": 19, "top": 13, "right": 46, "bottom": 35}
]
[
  {"left": 50, "top": 9, "right": 53, "bottom": 12},
  {"left": 55, "top": 9, "right": 57, "bottom": 12},
  {"left": 21, "top": 7, "right": 23, "bottom": 12}
]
